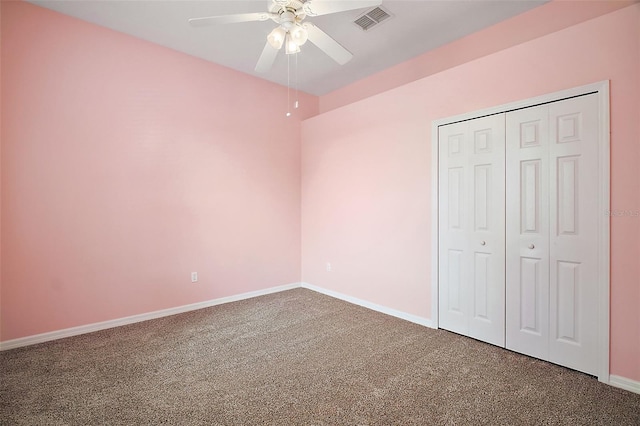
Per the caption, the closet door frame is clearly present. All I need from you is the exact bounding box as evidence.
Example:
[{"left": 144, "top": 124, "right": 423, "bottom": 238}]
[{"left": 430, "top": 81, "right": 610, "bottom": 383}]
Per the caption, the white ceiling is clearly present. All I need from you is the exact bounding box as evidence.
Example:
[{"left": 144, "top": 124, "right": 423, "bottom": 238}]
[{"left": 28, "top": 0, "right": 548, "bottom": 96}]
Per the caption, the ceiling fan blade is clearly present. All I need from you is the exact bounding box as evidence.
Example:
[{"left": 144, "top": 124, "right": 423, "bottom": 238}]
[
  {"left": 188, "top": 12, "right": 274, "bottom": 27},
  {"left": 255, "top": 42, "right": 280, "bottom": 73},
  {"left": 302, "top": 0, "right": 382, "bottom": 17},
  {"left": 303, "top": 23, "right": 353, "bottom": 65}
]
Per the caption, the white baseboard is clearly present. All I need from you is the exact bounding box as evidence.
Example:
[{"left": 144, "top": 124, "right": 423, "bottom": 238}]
[
  {"left": 609, "top": 375, "right": 640, "bottom": 394},
  {"left": 0, "top": 282, "right": 435, "bottom": 351},
  {"left": 0, "top": 282, "right": 302, "bottom": 351},
  {"left": 301, "top": 282, "right": 434, "bottom": 328}
]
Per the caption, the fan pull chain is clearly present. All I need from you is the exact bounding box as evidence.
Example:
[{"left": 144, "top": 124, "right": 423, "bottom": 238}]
[{"left": 286, "top": 52, "right": 291, "bottom": 117}]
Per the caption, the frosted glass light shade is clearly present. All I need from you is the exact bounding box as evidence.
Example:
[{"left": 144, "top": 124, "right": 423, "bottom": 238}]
[
  {"left": 267, "top": 27, "right": 286, "bottom": 50},
  {"left": 285, "top": 33, "right": 300, "bottom": 54},
  {"left": 289, "top": 24, "right": 308, "bottom": 46}
]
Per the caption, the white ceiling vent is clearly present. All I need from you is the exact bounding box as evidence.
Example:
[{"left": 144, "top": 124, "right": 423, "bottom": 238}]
[{"left": 353, "top": 6, "right": 392, "bottom": 32}]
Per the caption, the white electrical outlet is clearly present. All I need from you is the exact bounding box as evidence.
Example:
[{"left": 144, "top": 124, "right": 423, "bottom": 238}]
[
  {"left": 326, "top": 262, "right": 332, "bottom": 272},
  {"left": 191, "top": 272, "right": 198, "bottom": 283}
]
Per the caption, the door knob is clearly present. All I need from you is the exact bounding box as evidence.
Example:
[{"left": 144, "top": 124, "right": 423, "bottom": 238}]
[
  {"left": 528, "top": 244, "right": 535, "bottom": 249},
  {"left": 480, "top": 241, "right": 486, "bottom": 246}
]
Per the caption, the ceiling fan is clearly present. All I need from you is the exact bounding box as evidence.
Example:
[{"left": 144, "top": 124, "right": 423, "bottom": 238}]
[{"left": 188, "top": 0, "right": 382, "bottom": 73}]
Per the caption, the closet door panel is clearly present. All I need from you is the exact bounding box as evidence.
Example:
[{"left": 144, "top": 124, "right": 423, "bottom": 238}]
[
  {"left": 506, "top": 105, "right": 550, "bottom": 360},
  {"left": 439, "top": 123, "right": 471, "bottom": 335},
  {"left": 439, "top": 115, "right": 505, "bottom": 346},
  {"left": 468, "top": 115, "right": 506, "bottom": 346},
  {"left": 548, "top": 94, "right": 599, "bottom": 375}
]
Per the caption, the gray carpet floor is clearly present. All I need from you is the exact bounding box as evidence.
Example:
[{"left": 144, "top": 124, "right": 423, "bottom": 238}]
[{"left": 1, "top": 288, "right": 639, "bottom": 425}]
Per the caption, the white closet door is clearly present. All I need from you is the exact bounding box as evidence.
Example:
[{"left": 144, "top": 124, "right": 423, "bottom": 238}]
[
  {"left": 506, "top": 105, "right": 551, "bottom": 360},
  {"left": 506, "top": 94, "right": 599, "bottom": 375},
  {"left": 439, "top": 114, "right": 506, "bottom": 346},
  {"left": 548, "top": 94, "right": 599, "bottom": 375}
]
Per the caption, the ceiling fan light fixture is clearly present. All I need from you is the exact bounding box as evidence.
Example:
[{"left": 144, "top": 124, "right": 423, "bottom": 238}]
[
  {"left": 284, "top": 33, "right": 300, "bottom": 55},
  {"left": 267, "top": 26, "right": 286, "bottom": 49},
  {"left": 289, "top": 24, "right": 308, "bottom": 46}
]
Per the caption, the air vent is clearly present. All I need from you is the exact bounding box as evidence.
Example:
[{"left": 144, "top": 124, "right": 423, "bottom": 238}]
[{"left": 353, "top": 6, "right": 392, "bottom": 31}]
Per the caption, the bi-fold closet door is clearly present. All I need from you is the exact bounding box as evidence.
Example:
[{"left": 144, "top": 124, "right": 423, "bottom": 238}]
[
  {"left": 438, "top": 114, "right": 506, "bottom": 347},
  {"left": 505, "top": 94, "right": 599, "bottom": 375},
  {"left": 438, "top": 94, "right": 599, "bottom": 376}
]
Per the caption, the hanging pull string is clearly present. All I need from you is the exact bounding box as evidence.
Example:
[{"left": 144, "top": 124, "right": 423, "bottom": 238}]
[
  {"left": 286, "top": 51, "right": 291, "bottom": 117},
  {"left": 295, "top": 52, "right": 299, "bottom": 109}
]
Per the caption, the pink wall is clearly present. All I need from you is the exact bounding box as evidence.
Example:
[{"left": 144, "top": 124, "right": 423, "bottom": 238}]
[
  {"left": 1, "top": 0, "right": 638, "bottom": 386},
  {"left": 0, "top": 1, "right": 318, "bottom": 341},
  {"left": 302, "top": 4, "right": 640, "bottom": 381},
  {"left": 319, "top": 0, "right": 635, "bottom": 114}
]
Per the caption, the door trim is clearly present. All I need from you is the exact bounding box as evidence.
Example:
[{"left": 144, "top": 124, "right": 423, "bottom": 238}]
[{"left": 430, "top": 81, "right": 610, "bottom": 383}]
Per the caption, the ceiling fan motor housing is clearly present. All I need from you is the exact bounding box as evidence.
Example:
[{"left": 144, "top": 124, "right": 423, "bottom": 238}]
[
  {"left": 279, "top": 11, "right": 296, "bottom": 29},
  {"left": 270, "top": 0, "right": 305, "bottom": 14}
]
